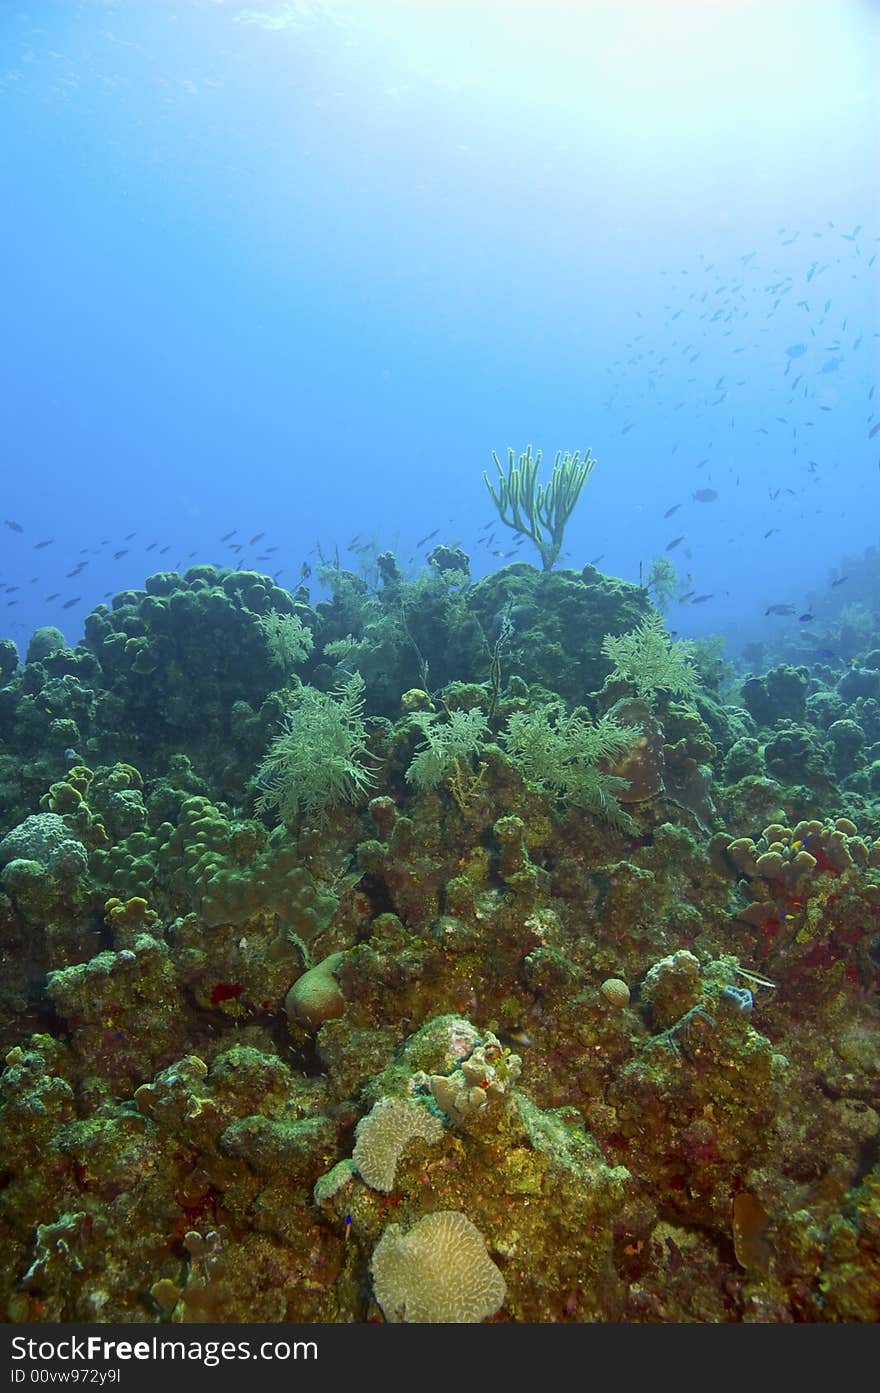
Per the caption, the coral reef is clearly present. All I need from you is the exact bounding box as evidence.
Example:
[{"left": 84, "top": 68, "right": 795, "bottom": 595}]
[{"left": 0, "top": 555, "right": 878, "bottom": 1325}]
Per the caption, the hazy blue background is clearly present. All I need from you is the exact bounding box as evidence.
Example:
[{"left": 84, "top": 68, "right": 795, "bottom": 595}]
[{"left": 1, "top": 0, "right": 878, "bottom": 664}]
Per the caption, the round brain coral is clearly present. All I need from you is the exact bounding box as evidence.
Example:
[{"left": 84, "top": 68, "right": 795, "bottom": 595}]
[{"left": 371, "top": 1211, "right": 506, "bottom": 1323}]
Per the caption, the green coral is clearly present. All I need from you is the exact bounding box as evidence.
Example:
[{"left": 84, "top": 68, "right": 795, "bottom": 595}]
[
  {"left": 643, "top": 555, "right": 680, "bottom": 612},
  {"left": 405, "top": 708, "right": 490, "bottom": 793},
  {"left": 601, "top": 612, "right": 700, "bottom": 701},
  {"left": 255, "top": 673, "right": 375, "bottom": 824},
  {"left": 260, "top": 610, "right": 314, "bottom": 677},
  {"left": 483, "top": 445, "right": 596, "bottom": 571},
  {"left": 502, "top": 703, "right": 639, "bottom": 828}
]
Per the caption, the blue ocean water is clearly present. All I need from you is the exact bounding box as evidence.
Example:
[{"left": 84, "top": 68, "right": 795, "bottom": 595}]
[{"left": 1, "top": 0, "right": 878, "bottom": 663}]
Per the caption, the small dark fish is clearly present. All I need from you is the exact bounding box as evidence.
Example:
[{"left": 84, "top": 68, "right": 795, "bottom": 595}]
[
  {"left": 34, "top": 539, "right": 53, "bottom": 549},
  {"left": 691, "top": 594, "right": 714, "bottom": 604},
  {"left": 763, "top": 528, "right": 780, "bottom": 538},
  {"left": 124, "top": 531, "right": 137, "bottom": 540},
  {"left": 765, "top": 603, "right": 795, "bottom": 616},
  {"left": 229, "top": 543, "right": 243, "bottom": 553},
  {"left": 663, "top": 504, "right": 681, "bottom": 518},
  {"left": 62, "top": 596, "right": 81, "bottom": 609},
  {"left": 45, "top": 593, "right": 60, "bottom": 601},
  {"left": 113, "top": 549, "right": 128, "bottom": 560},
  {"left": 417, "top": 528, "right": 440, "bottom": 547},
  {"left": 300, "top": 561, "right": 311, "bottom": 581},
  {"left": 590, "top": 554, "right": 605, "bottom": 565},
  {"left": 693, "top": 489, "right": 718, "bottom": 502},
  {"left": 4, "top": 519, "right": 23, "bottom": 533},
  {"left": 831, "top": 575, "right": 848, "bottom": 587},
  {"left": 868, "top": 421, "right": 880, "bottom": 439},
  {"left": 249, "top": 532, "right": 265, "bottom": 545},
  {"left": 66, "top": 566, "right": 86, "bottom": 577},
  {"left": 159, "top": 546, "right": 170, "bottom": 554},
  {"left": 221, "top": 530, "right": 237, "bottom": 542},
  {"left": 799, "top": 613, "right": 814, "bottom": 622},
  {"left": 665, "top": 535, "right": 685, "bottom": 551}
]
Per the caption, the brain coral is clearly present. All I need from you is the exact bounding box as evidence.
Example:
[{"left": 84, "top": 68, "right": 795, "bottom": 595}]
[
  {"left": 371, "top": 1211, "right": 506, "bottom": 1323},
  {"left": 351, "top": 1096, "right": 443, "bottom": 1193}
]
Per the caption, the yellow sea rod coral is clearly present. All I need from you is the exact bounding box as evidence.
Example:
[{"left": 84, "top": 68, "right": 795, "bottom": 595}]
[
  {"left": 352, "top": 1096, "right": 444, "bottom": 1193},
  {"left": 371, "top": 1211, "right": 506, "bottom": 1322}
]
